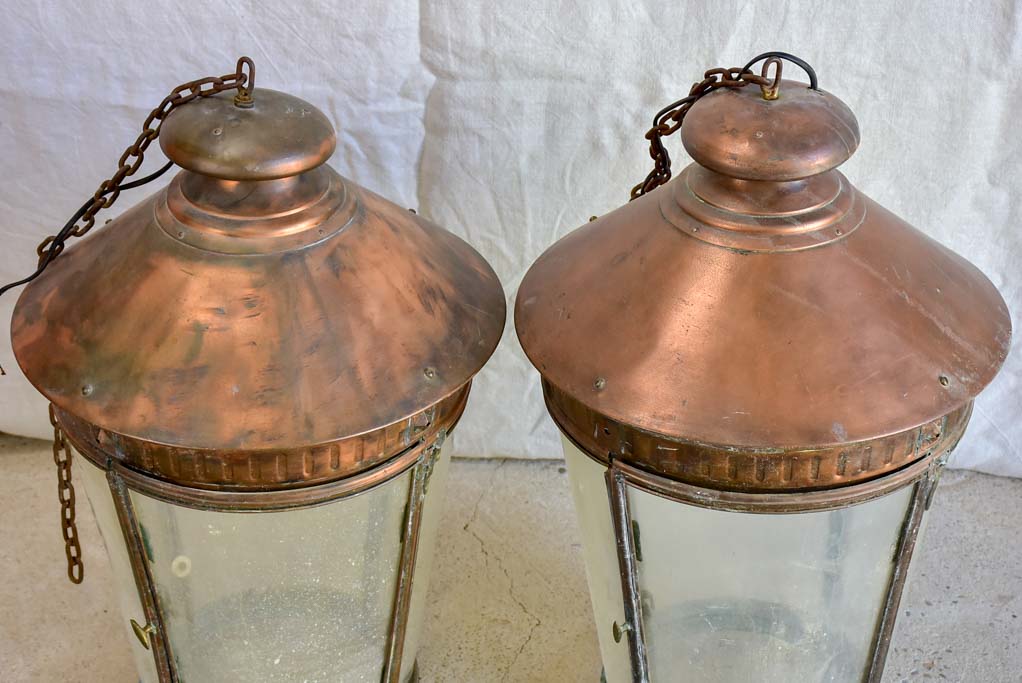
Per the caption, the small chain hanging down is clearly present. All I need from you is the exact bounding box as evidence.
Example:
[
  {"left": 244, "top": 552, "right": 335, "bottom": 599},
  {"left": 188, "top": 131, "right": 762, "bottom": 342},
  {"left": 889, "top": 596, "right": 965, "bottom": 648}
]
[
  {"left": 630, "top": 51, "right": 818, "bottom": 200},
  {"left": 0, "top": 57, "right": 256, "bottom": 300},
  {"left": 50, "top": 405, "right": 83, "bottom": 584},
  {"left": 8, "top": 59, "right": 258, "bottom": 582}
]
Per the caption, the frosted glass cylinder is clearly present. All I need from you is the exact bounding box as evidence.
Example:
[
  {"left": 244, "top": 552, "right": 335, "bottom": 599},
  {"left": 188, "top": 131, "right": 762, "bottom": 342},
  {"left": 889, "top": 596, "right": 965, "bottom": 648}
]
[
  {"left": 561, "top": 436, "right": 915, "bottom": 683},
  {"left": 77, "top": 443, "right": 452, "bottom": 683}
]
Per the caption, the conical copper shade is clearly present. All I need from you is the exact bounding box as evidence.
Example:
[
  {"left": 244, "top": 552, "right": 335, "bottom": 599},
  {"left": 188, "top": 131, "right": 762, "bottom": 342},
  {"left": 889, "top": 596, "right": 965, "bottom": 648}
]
[
  {"left": 516, "top": 77, "right": 1009, "bottom": 492},
  {"left": 12, "top": 87, "right": 506, "bottom": 489}
]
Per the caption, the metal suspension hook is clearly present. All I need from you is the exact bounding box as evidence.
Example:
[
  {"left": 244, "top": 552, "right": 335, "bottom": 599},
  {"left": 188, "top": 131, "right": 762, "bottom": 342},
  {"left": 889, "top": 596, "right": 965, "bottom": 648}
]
[
  {"left": 234, "top": 56, "right": 256, "bottom": 108},
  {"left": 739, "top": 51, "right": 818, "bottom": 90},
  {"left": 760, "top": 57, "right": 783, "bottom": 100}
]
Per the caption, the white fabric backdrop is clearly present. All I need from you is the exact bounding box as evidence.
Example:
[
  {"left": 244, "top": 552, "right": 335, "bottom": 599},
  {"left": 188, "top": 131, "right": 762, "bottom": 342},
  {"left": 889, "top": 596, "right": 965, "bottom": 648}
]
[{"left": 1, "top": 1, "right": 1019, "bottom": 475}]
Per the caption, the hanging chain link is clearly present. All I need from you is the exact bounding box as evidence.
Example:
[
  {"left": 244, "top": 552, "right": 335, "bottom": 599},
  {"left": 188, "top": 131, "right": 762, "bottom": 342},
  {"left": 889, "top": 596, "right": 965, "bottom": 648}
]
[
  {"left": 0, "top": 57, "right": 256, "bottom": 301},
  {"left": 629, "top": 60, "right": 779, "bottom": 200},
  {"left": 24, "top": 59, "right": 258, "bottom": 583},
  {"left": 49, "top": 404, "right": 83, "bottom": 584},
  {"left": 34, "top": 56, "right": 256, "bottom": 267}
]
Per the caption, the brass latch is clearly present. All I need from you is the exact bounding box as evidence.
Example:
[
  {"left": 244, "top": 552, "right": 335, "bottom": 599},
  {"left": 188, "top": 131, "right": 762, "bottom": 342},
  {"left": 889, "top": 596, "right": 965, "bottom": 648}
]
[
  {"left": 130, "top": 619, "right": 157, "bottom": 650},
  {"left": 612, "top": 620, "right": 633, "bottom": 643}
]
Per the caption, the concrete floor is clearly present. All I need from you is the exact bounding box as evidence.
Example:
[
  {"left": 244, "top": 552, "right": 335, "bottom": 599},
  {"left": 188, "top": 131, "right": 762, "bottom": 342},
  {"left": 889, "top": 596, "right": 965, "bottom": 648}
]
[{"left": 0, "top": 433, "right": 1019, "bottom": 682}]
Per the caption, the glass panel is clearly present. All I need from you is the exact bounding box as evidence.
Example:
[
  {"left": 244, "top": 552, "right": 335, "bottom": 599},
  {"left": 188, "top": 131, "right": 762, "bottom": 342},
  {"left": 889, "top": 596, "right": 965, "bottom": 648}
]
[
  {"left": 629, "top": 481, "right": 914, "bottom": 683},
  {"left": 129, "top": 469, "right": 411, "bottom": 682},
  {"left": 400, "top": 441, "right": 453, "bottom": 677},
  {"left": 561, "top": 435, "right": 632, "bottom": 683},
  {"left": 77, "top": 455, "right": 160, "bottom": 683}
]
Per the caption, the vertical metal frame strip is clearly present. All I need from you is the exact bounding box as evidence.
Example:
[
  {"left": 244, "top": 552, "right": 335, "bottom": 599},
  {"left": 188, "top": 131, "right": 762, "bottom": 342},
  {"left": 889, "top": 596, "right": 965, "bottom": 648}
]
[
  {"left": 107, "top": 468, "right": 178, "bottom": 682},
  {"left": 865, "top": 465, "right": 936, "bottom": 682},
  {"left": 381, "top": 455, "right": 428, "bottom": 683},
  {"left": 606, "top": 461, "right": 651, "bottom": 682}
]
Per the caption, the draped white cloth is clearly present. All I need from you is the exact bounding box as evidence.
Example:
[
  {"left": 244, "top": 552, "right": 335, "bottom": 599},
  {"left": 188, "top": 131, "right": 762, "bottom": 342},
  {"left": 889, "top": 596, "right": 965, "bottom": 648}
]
[{"left": 1, "top": 1, "right": 1019, "bottom": 475}]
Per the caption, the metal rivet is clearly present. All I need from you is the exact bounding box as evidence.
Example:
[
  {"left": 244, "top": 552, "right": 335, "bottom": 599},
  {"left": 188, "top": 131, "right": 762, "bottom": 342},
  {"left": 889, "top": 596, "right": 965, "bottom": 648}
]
[
  {"left": 212, "top": 127, "right": 223, "bottom": 136},
  {"left": 177, "top": 231, "right": 185, "bottom": 239},
  {"left": 835, "top": 228, "right": 843, "bottom": 235},
  {"left": 594, "top": 377, "right": 606, "bottom": 391},
  {"left": 589, "top": 215, "right": 598, "bottom": 222},
  {"left": 81, "top": 384, "right": 93, "bottom": 397},
  {"left": 409, "top": 208, "right": 417, "bottom": 214},
  {"left": 939, "top": 374, "right": 950, "bottom": 387},
  {"left": 423, "top": 367, "right": 437, "bottom": 380}
]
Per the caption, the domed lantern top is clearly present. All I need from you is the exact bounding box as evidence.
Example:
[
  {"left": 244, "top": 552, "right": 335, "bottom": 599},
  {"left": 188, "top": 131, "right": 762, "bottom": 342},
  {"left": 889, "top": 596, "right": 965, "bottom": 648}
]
[
  {"left": 516, "top": 55, "right": 1010, "bottom": 493},
  {"left": 11, "top": 76, "right": 505, "bottom": 492}
]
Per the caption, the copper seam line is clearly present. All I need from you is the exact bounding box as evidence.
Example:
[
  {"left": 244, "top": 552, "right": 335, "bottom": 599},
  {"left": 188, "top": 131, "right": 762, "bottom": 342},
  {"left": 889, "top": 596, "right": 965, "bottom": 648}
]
[
  {"left": 382, "top": 456, "right": 428, "bottom": 683},
  {"left": 606, "top": 462, "right": 650, "bottom": 682},
  {"left": 108, "top": 469, "right": 178, "bottom": 682}
]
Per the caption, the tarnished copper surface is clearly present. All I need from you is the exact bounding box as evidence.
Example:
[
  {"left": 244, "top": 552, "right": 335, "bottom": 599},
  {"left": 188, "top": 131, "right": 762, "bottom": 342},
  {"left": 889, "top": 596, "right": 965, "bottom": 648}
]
[
  {"left": 516, "top": 74, "right": 1010, "bottom": 488},
  {"left": 57, "top": 384, "right": 466, "bottom": 493},
  {"left": 159, "top": 89, "right": 336, "bottom": 181},
  {"left": 547, "top": 379, "right": 970, "bottom": 492},
  {"left": 13, "top": 171, "right": 504, "bottom": 454},
  {"left": 681, "top": 79, "right": 859, "bottom": 181}
]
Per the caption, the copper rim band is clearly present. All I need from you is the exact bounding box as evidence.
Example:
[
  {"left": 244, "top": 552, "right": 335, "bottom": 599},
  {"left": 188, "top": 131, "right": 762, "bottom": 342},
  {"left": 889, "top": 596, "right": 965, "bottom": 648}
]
[
  {"left": 546, "top": 379, "right": 969, "bottom": 501},
  {"left": 58, "top": 383, "right": 468, "bottom": 511}
]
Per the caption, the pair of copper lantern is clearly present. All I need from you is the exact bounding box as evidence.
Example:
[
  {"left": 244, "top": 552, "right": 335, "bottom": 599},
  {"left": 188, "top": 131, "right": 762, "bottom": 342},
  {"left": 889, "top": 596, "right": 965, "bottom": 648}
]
[{"left": 6, "top": 53, "right": 1009, "bottom": 682}]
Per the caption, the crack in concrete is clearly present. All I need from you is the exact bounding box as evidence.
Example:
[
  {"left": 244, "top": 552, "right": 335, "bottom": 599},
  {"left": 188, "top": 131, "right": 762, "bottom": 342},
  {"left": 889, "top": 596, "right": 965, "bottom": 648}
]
[
  {"left": 461, "top": 461, "right": 542, "bottom": 681},
  {"left": 463, "top": 459, "right": 507, "bottom": 532}
]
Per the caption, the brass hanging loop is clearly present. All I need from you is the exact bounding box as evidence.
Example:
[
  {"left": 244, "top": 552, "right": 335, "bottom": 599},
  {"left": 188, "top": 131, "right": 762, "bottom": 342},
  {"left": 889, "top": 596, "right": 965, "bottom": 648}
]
[
  {"left": 233, "top": 56, "right": 256, "bottom": 108},
  {"left": 760, "top": 56, "right": 783, "bottom": 100}
]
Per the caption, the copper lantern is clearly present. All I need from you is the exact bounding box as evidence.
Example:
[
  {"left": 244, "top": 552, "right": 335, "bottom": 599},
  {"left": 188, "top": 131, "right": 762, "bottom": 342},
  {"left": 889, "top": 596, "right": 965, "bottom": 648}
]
[
  {"left": 515, "top": 53, "right": 1010, "bottom": 682},
  {"left": 7, "top": 59, "right": 505, "bottom": 682}
]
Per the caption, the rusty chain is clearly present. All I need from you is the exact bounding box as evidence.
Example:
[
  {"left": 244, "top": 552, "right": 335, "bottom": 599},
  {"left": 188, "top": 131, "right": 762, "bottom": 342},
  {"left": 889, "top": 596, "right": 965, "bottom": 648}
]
[
  {"left": 0, "top": 56, "right": 256, "bottom": 300},
  {"left": 15, "top": 59, "right": 257, "bottom": 584},
  {"left": 49, "top": 404, "right": 83, "bottom": 584},
  {"left": 630, "top": 51, "right": 818, "bottom": 200}
]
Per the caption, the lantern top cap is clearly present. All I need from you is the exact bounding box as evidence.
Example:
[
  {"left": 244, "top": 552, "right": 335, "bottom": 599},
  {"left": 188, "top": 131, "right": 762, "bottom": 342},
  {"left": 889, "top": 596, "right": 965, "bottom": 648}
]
[
  {"left": 159, "top": 88, "right": 337, "bottom": 181},
  {"left": 12, "top": 78, "right": 506, "bottom": 469},
  {"left": 516, "top": 55, "right": 1011, "bottom": 492},
  {"left": 681, "top": 79, "right": 860, "bottom": 181}
]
